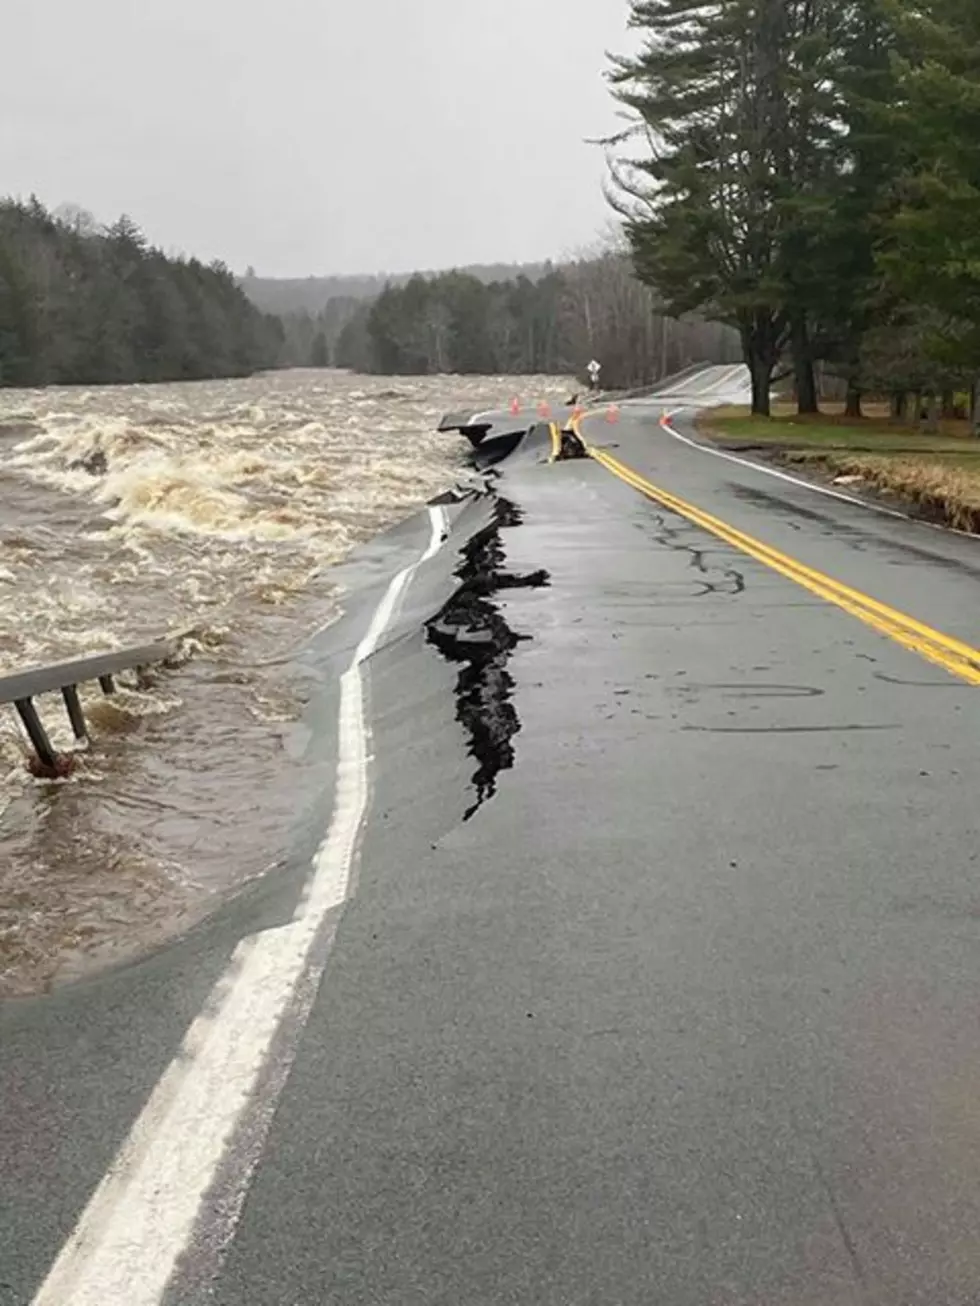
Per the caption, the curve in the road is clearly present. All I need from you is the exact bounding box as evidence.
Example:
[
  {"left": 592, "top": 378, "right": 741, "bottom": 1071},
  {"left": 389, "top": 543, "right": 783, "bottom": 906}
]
[
  {"left": 635, "top": 373, "right": 978, "bottom": 538},
  {"left": 578, "top": 419, "right": 980, "bottom": 687},
  {"left": 657, "top": 408, "right": 921, "bottom": 522}
]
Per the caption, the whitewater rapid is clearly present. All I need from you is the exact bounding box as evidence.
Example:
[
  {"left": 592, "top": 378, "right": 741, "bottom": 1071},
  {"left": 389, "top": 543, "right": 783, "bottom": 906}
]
[{"left": 0, "top": 368, "right": 571, "bottom": 994}]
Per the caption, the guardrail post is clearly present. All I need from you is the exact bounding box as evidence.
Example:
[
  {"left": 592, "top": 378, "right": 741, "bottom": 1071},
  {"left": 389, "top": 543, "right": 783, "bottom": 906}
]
[
  {"left": 15, "top": 698, "right": 58, "bottom": 772},
  {"left": 61, "top": 685, "right": 88, "bottom": 742},
  {"left": 0, "top": 639, "right": 176, "bottom": 778}
]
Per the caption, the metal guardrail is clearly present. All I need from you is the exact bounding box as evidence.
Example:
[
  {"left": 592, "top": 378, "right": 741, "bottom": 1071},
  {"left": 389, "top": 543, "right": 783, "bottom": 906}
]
[{"left": 0, "top": 640, "right": 177, "bottom": 775}]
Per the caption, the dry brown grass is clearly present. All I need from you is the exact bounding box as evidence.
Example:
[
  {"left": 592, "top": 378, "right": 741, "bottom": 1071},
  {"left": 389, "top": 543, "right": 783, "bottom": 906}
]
[
  {"left": 783, "top": 451, "right": 980, "bottom": 532},
  {"left": 698, "top": 409, "right": 980, "bottom": 532}
]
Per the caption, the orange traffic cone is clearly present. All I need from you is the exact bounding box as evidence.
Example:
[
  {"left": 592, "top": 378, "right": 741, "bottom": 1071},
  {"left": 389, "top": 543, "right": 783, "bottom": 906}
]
[
  {"left": 537, "top": 400, "right": 551, "bottom": 419},
  {"left": 606, "top": 404, "right": 620, "bottom": 425},
  {"left": 510, "top": 396, "right": 521, "bottom": 416}
]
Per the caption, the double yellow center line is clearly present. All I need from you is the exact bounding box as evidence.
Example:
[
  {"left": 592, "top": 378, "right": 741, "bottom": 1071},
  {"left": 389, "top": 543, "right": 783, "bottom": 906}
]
[
  {"left": 548, "top": 422, "right": 562, "bottom": 462},
  {"left": 575, "top": 426, "right": 980, "bottom": 686}
]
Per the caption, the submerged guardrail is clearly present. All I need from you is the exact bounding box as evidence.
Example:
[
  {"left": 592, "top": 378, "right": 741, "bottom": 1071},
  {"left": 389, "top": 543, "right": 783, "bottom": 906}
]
[{"left": 0, "top": 640, "right": 177, "bottom": 776}]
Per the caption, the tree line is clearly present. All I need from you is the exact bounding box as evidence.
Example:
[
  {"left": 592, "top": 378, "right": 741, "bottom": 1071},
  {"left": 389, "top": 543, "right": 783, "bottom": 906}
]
[
  {"left": 0, "top": 199, "right": 283, "bottom": 388},
  {"left": 312, "top": 256, "right": 739, "bottom": 388},
  {"left": 242, "top": 261, "right": 555, "bottom": 316},
  {"left": 0, "top": 199, "right": 737, "bottom": 392},
  {"left": 611, "top": 0, "right": 980, "bottom": 420}
]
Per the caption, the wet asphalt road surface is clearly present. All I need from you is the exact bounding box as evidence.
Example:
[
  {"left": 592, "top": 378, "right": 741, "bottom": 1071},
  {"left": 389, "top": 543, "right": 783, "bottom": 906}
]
[{"left": 4, "top": 396, "right": 980, "bottom": 1304}]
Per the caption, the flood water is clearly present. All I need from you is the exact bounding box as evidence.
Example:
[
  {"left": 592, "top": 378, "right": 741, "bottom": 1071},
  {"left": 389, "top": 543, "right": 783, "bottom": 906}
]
[{"left": 0, "top": 369, "right": 571, "bottom": 996}]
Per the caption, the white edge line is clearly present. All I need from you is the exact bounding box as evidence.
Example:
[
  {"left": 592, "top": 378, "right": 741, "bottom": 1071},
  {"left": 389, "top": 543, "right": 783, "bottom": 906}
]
[
  {"left": 659, "top": 409, "right": 923, "bottom": 523},
  {"left": 662, "top": 408, "right": 980, "bottom": 542},
  {"left": 31, "top": 504, "right": 450, "bottom": 1306}
]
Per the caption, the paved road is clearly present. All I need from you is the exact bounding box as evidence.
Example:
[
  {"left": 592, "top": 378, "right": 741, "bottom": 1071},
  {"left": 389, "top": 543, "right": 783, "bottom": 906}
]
[
  {"left": 4, "top": 382, "right": 980, "bottom": 1303},
  {"left": 644, "top": 361, "right": 753, "bottom": 407}
]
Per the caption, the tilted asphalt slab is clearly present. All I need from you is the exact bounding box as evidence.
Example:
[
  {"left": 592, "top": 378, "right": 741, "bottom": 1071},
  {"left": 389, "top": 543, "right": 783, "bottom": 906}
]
[{"left": 5, "top": 399, "right": 980, "bottom": 1304}]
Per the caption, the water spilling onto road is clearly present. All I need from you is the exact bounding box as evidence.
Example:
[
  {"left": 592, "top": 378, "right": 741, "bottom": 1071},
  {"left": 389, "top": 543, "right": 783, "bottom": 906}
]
[{"left": 0, "top": 368, "right": 570, "bottom": 995}]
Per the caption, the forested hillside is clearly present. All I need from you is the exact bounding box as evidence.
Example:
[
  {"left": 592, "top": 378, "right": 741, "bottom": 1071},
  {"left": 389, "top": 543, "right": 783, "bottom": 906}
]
[
  {"left": 0, "top": 199, "right": 283, "bottom": 387},
  {"left": 611, "top": 0, "right": 980, "bottom": 419},
  {"left": 276, "top": 253, "right": 739, "bottom": 388},
  {"left": 241, "top": 263, "right": 553, "bottom": 316}
]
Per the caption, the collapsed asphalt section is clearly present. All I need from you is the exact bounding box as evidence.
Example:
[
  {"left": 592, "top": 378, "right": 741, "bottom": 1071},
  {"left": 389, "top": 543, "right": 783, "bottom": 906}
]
[
  {"left": 16, "top": 389, "right": 980, "bottom": 1305},
  {"left": 0, "top": 444, "right": 562, "bottom": 1304},
  {"left": 426, "top": 496, "right": 549, "bottom": 820},
  {"left": 555, "top": 424, "right": 589, "bottom": 461}
]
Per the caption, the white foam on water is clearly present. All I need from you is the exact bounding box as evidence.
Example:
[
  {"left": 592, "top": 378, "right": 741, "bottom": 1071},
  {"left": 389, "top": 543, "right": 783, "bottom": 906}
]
[{"left": 0, "top": 368, "right": 574, "bottom": 993}]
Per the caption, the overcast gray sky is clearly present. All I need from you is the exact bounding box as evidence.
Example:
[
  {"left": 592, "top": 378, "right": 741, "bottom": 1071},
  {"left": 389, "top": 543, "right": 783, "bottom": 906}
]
[{"left": 1, "top": 1, "right": 634, "bottom": 277}]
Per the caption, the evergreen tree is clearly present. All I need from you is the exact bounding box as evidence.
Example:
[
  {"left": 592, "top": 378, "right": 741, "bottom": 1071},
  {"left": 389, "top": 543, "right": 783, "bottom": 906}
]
[
  {"left": 609, "top": 0, "right": 897, "bottom": 415},
  {"left": 309, "top": 332, "right": 330, "bottom": 367},
  {"left": 878, "top": 0, "right": 980, "bottom": 422},
  {"left": 609, "top": 0, "right": 796, "bottom": 413},
  {"left": 0, "top": 199, "right": 281, "bottom": 388},
  {"left": 0, "top": 236, "right": 39, "bottom": 386},
  {"left": 806, "top": 0, "right": 902, "bottom": 418},
  {"left": 348, "top": 258, "right": 736, "bottom": 383},
  {"left": 335, "top": 304, "right": 373, "bottom": 372}
]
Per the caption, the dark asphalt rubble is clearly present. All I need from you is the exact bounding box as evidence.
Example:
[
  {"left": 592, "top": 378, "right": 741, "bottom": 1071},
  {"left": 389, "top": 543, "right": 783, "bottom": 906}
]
[{"left": 427, "top": 496, "right": 550, "bottom": 821}]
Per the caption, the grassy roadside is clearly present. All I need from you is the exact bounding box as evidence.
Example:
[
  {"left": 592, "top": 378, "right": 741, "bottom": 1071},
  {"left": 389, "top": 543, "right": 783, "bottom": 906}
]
[{"left": 698, "top": 406, "right": 980, "bottom": 533}]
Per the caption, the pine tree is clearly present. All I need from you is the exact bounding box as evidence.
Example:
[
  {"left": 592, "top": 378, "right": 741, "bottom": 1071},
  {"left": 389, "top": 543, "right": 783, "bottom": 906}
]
[
  {"left": 309, "top": 331, "right": 330, "bottom": 368},
  {"left": 879, "top": 0, "right": 980, "bottom": 423},
  {"left": 806, "top": 0, "right": 902, "bottom": 418},
  {"left": 611, "top": 1, "right": 787, "bottom": 413},
  {"left": 0, "top": 236, "right": 37, "bottom": 386},
  {"left": 609, "top": 0, "right": 880, "bottom": 415},
  {"left": 0, "top": 199, "right": 281, "bottom": 388}
]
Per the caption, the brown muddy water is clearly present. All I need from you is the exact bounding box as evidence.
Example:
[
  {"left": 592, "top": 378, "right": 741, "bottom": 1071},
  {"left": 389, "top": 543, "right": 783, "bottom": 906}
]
[{"left": 0, "top": 369, "right": 571, "bottom": 996}]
